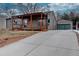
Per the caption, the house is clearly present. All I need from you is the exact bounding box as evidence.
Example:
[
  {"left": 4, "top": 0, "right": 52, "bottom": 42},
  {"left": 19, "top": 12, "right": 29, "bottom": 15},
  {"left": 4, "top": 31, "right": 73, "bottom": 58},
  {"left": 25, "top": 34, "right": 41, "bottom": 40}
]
[
  {"left": 0, "top": 11, "right": 74, "bottom": 31},
  {"left": 6, "top": 11, "right": 57, "bottom": 31},
  {"left": 57, "top": 19, "right": 73, "bottom": 30}
]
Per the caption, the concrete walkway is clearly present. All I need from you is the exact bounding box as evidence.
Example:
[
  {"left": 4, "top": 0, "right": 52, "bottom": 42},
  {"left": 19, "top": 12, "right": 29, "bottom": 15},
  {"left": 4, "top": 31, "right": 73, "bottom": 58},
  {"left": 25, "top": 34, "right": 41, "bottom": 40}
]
[{"left": 0, "top": 30, "right": 78, "bottom": 56}]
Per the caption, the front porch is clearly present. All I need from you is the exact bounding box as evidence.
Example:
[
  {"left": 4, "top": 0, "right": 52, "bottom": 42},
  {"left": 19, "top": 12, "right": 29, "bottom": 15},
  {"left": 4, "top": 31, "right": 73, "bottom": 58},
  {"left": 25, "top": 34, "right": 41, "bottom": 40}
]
[{"left": 11, "top": 12, "right": 48, "bottom": 31}]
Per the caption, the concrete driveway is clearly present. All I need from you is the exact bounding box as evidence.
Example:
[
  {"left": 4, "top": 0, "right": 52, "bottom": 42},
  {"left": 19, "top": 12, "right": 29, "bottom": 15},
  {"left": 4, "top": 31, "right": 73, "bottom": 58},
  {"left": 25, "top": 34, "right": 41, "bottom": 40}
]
[{"left": 0, "top": 30, "right": 78, "bottom": 56}]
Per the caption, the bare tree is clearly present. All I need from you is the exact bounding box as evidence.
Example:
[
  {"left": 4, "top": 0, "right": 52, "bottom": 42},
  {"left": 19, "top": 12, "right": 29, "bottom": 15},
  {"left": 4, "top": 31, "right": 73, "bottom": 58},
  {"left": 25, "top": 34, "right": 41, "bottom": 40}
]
[
  {"left": 0, "top": 3, "right": 50, "bottom": 17},
  {"left": 5, "top": 9, "right": 18, "bottom": 18},
  {"left": 17, "top": 3, "right": 50, "bottom": 14}
]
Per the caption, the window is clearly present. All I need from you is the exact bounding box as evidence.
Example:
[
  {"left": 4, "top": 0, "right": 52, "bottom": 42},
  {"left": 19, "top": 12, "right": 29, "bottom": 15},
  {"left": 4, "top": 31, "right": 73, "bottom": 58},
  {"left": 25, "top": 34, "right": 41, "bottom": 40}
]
[
  {"left": 48, "top": 19, "right": 50, "bottom": 23},
  {"left": 24, "top": 19, "right": 27, "bottom": 27},
  {"left": 13, "top": 19, "right": 21, "bottom": 25}
]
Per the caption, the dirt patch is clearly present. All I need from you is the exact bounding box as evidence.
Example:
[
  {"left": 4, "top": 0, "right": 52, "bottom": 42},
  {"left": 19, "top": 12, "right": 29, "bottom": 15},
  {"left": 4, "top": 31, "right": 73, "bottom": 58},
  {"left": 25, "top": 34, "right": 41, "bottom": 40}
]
[{"left": 0, "top": 31, "right": 39, "bottom": 47}]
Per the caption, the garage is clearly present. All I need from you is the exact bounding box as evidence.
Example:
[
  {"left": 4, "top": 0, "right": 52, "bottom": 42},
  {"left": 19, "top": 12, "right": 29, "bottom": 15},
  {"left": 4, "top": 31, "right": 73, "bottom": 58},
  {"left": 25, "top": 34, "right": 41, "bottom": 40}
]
[
  {"left": 57, "top": 24, "right": 71, "bottom": 30},
  {"left": 57, "top": 20, "right": 72, "bottom": 30}
]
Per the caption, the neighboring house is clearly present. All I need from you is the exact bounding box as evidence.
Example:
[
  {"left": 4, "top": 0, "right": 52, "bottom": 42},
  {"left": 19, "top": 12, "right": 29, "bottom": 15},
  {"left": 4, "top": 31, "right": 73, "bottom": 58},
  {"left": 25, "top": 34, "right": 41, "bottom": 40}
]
[
  {"left": 6, "top": 18, "right": 12, "bottom": 30},
  {"left": 57, "top": 19, "right": 73, "bottom": 30},
  {"left": 6, "top": 11, "right": 57, "bottom": 31},
  {"left": 0, "top": 15, "right": 7, "bottom": 30}
]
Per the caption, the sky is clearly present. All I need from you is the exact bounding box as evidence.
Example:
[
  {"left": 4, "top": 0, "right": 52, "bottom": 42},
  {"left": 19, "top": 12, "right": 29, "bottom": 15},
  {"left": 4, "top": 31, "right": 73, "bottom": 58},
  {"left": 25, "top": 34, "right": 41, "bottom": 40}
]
[
  {"left": 0, "top": 3, "right": 79, "bottom": 15},
  {"left": 48, "top": 3, "right": 79, "bottom": 14}
]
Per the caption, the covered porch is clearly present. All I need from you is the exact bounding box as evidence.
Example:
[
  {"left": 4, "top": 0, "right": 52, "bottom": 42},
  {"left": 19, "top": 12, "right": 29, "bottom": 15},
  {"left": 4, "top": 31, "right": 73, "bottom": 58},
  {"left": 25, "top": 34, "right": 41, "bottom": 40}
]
[{"left": 11, "top": 12, "right": 48, "bottom": 31}]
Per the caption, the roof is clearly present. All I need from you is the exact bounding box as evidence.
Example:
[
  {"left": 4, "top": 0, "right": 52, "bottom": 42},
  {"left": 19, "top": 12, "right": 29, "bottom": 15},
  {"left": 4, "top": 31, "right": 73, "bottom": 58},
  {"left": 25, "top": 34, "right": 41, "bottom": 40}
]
[
  {"left": 0, "top": 14, "right": 7, "bottom": 18},
  {"left": 6, "top": 11, "right": 55, "bottom": 19},
  {"left": 11, "top": 12, "right": 47, "bottom": 19}
]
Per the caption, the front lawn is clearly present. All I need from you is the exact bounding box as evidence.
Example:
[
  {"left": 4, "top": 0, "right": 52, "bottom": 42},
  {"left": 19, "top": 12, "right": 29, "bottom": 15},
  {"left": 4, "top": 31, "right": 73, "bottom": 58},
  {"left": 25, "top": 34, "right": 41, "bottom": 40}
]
[{"left": 0, "top": 30, "right": 38, "bottom": 47}]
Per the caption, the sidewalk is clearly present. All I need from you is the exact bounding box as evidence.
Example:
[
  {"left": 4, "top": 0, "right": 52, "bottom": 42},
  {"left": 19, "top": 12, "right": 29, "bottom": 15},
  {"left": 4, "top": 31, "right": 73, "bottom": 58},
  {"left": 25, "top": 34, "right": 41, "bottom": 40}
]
[{"left": 0, "top": 30, "right": 78, "bottom": 56}]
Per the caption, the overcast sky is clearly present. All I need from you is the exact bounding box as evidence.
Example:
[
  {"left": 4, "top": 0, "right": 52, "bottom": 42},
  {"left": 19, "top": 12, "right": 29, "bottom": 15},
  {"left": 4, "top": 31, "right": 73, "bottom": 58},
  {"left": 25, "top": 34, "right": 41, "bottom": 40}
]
[{"left": 0, "top": 3, "right": 79, "bottom": 15}]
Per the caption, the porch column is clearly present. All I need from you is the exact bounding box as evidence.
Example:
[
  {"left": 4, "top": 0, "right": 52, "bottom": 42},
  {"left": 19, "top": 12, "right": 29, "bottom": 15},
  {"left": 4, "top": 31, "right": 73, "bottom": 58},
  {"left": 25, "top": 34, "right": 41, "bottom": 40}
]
[
  {"left": 12, "top": 17, "right": 14, "bottom": 30},
  {"left": 44, "top": 15, "right": 48, "bottom": 31},
  {"left": 44, "top": 16, "right": 47, "bottom": 31},
  {"left": 21, "top": 16, "right": 24, "bottom": 30},
  {"left": 30, "top": 14, "right": 33, "bottom": 31},
  {"left": 40, "top": 13, "right": 43, "bottom": 31}
]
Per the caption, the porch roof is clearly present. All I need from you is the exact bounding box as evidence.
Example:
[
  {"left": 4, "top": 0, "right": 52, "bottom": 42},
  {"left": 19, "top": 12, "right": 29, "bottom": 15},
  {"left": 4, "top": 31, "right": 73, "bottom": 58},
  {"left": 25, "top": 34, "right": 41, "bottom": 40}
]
[{"left": 11, "top": 12, "right": 47, "bottom": 19}]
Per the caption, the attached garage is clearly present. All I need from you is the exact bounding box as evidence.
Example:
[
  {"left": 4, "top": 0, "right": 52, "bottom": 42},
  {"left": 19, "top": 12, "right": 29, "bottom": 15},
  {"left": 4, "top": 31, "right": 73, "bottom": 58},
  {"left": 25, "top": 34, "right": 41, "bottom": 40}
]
[
  {"left": 57, "top": 24, "right": 71, "bottom": 30},
  {"left": 57, "top": 20, "right": 72, "bottom": 30}
]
